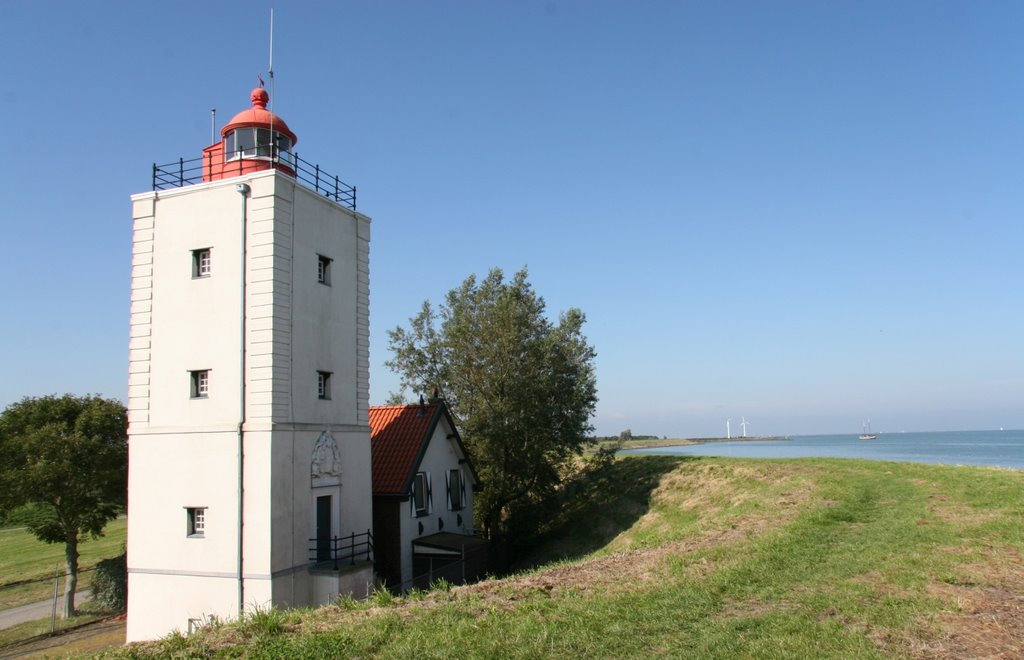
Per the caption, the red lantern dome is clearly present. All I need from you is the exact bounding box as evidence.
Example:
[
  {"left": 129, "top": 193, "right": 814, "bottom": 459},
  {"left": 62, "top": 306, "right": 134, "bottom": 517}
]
[
  {"left": 221, "top": 87, "right": 297, "bottom": 145},
  {"left": 203, "top": 85, "right": 298, "bottom": 182}
]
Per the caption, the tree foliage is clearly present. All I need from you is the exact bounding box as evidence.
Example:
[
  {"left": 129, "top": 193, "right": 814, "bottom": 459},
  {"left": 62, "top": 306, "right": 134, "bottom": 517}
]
[
  {"left": 386, "top": 268, "right": 598, "bottom": 539},
  {"left": 0, "top": 395, "right": 128, "bottom": 617}
]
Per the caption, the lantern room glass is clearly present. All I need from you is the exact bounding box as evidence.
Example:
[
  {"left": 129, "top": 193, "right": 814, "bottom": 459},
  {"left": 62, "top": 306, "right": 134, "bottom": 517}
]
[{"left": 224, "top": 128, "right": 294, "bottom": 166}]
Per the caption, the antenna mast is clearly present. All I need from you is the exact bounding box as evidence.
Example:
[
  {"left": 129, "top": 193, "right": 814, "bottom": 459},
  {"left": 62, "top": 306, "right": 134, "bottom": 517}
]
[
  {"left": 269, "top": 9, "right": 275, "bottom": 110},
  {"left": 268, "top": 8, "right": 276, "bottom": 158}
]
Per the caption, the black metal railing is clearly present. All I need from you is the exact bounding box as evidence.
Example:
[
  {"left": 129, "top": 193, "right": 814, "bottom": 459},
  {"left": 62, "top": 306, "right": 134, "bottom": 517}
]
[
  {"left": 308, "top": 529, "right": 373, "bottom": 569},
  {"left": 152, "top": 147, "right": 356, "bottom": 210}
]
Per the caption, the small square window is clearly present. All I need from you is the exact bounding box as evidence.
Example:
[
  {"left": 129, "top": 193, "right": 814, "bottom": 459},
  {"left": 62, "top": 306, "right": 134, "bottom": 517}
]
[
  {"left": 186, "top": 507, "right": 206, "bottom": 537},
  {"left": 192, "top": 248, "right": 211, "bottom": 278},
  {"left": 317, "top": 255, "right": 332, "bottom": 285},
  {"left": 190, "top": 370, "right": 210, "bottom": 398},
  {"left": 317, "top": 371, "right": 332, "bottom": 400}
]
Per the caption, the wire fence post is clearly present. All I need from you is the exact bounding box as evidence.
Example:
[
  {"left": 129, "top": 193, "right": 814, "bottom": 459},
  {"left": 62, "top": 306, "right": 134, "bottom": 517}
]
[{"left": 50, "top": 565, "right": 60, "bottom": 632}]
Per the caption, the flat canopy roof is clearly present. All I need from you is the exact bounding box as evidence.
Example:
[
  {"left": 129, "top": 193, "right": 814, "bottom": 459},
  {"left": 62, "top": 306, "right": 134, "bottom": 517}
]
[{"left": 412, "top": 532, "right": 488, "bottom": 557}]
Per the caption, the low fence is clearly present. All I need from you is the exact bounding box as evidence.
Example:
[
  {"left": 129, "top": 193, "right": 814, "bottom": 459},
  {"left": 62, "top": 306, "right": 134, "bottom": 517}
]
[
  {"left": 0, "top": 565, "right": 108, "bottom": 648},
  {"left": 384, "top": 541, "right": 494, "bottom": 595}
]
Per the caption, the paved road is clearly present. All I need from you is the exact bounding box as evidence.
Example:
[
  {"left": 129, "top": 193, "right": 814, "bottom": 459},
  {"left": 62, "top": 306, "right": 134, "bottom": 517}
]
[{"left": 0, "top": 592, "right": 92, "bottom": 631}]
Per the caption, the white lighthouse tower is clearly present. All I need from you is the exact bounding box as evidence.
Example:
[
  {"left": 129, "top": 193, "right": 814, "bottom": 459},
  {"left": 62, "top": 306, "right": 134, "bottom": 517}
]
[{"left": 126, "top": 84, "right": 373, "bottom": 642}]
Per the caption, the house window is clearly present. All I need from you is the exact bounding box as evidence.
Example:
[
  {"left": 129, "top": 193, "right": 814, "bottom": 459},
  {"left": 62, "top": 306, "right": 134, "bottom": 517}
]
[
  {"left": 317, "top": 255, "right": 332, "bottom": 285},
  {"left": 447, "top": 468, "right": 465, "bottom": 510},
  {"left": 192, "top": 248, "right": 211, "bottom": 278},
  {"left": 317, "top": 371, "right": 332, "bottom": 400},
  {"left": 186, "top": 507, "right": 206, "bottom": 537},
  {"left": 190, "top": 370, "right": 210, "bottom": 398},
  {"left": 412, "top": 472, "right": 430, "bottom": 517}
]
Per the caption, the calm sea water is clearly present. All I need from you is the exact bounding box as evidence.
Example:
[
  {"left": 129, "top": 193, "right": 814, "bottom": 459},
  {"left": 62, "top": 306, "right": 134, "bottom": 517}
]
[{"left": 622, "top": 430, "right": 1024, "bottom": 470}]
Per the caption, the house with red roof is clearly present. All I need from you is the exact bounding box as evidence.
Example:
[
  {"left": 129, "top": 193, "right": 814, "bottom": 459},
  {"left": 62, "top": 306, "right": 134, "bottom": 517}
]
[{"left": 369, "top": 399, "right": 487, "bottom": 592}]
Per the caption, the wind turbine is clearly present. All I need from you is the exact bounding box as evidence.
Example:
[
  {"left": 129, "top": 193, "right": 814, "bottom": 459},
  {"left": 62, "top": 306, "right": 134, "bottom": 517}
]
[
  {"left": 726, "top": 418, "right": 732, "bottom": 439},
  {"left": 740, "top": 417, "right": 749, "bottom": 438}
]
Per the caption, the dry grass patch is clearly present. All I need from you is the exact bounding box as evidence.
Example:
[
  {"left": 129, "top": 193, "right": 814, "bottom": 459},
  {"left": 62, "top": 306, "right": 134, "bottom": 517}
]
[
  {"left": 914, "top": 545, "right": 1024, "bottom": 658},
  {"left": 925, "top": 492, "right": 1001, "bottom": 526},
  {"left": 918, "top": 585, "right": 1024, "bottom": 659},
  {"left": 716, "top": 597, "right": 797, "bottom": 620}
]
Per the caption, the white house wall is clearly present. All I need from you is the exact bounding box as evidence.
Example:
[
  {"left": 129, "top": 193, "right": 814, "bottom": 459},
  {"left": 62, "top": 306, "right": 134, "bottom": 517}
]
[{"left": 396, "top": 416, "right": 477, "bottom": 590}]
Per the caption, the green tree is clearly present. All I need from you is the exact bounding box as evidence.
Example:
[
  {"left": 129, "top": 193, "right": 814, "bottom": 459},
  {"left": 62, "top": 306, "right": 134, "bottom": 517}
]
[
  {"left": 386, "top": 268, "right": 597, "bottom": 539},
  {"left": 0, "top": 395, "right": 127, "bottom": 617}
]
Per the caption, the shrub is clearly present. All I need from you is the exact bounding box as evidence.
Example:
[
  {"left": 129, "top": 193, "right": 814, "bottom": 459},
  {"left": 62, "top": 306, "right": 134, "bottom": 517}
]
[
  {"left": 92, "top": 552, "right": 127, "bottom": 612},
  {"left": 1, "top": 502, "right": 52, "bottom": 528},
  {"left": 241, "top": 605, "right": 287, "bottom": 636},
  {"left": 370, "top": 584, "right": 395, "bottom": 607},
  {"left": 430, "top": 577, "right": 453, "bottom": 593}
]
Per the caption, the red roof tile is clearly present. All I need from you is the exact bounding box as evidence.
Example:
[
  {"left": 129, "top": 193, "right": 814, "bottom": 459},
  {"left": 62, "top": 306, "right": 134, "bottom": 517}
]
[{"left": 369, "top": 403, "right": 439, "bottom": 496}]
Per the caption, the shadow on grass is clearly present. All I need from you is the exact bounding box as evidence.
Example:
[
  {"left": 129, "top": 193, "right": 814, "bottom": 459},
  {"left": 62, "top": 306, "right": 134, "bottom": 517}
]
[{"left": 515, "top": 455, "right": 696, "bottom": 570}]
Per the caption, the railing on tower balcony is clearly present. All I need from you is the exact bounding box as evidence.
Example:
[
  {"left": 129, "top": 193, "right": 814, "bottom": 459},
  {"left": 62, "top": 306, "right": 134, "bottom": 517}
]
[
  {"left": 152, "top": 146, "right": 357, "bottom": 210},
  {"left": 308, "top": 529, "right": 374, "bottom": 570}
]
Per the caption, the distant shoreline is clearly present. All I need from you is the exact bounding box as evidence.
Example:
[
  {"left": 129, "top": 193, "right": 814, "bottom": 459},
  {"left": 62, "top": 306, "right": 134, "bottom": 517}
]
[{"left": 617, "top": 436, "right": 788, "bottom": 450}]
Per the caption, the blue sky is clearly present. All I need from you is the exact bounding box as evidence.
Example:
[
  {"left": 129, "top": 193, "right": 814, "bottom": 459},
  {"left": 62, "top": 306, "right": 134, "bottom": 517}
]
[{"left": 1, "top": 1, "right": 1021, "bottom": 437}]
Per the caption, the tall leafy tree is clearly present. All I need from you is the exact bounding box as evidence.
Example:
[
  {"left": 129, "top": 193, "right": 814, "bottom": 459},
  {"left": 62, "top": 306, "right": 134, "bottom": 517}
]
[
  {"left": 0, "top": 395, "right": 127, "bottom": 617},
  {"left": 387, "top": 268, "right": 597, "bottom": 539}
]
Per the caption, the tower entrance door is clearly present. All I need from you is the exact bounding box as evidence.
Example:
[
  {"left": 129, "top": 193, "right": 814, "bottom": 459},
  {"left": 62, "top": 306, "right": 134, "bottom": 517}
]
[{"left": 315, "top": 495, "right": 331, "bottom": 563}]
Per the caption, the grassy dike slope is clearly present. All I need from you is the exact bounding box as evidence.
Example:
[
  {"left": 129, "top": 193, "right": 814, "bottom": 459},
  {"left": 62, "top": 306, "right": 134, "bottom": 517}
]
[{"left": 116, "top": 457, "right": 1024, "bottom": 659}]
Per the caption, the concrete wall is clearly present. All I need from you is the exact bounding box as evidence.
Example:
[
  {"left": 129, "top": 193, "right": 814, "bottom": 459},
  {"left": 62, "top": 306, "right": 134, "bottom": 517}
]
[{"left": 126, "top": 573, "right": 237, "bottom": 641}]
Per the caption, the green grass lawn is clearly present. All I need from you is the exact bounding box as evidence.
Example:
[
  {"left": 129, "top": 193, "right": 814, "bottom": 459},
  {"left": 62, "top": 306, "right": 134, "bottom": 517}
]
[
  {"left": 0, "top": 517, "right": 126, "bottom": 610},
  {"left": 114, "top": 458, "right": 1024, "bottom": 658}
]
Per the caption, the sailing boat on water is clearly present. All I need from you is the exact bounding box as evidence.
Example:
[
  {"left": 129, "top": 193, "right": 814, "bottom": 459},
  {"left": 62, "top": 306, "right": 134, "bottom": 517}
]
[{"left": 859, "top": 420, "right": 877, "bottom": 440}]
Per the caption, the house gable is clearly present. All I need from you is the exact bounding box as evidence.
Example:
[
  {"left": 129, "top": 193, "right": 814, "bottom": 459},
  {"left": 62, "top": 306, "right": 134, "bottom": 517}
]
[
  {"left": 369, "top": 400, "right": 483, "bottom": 592},
  {"left": 369, "top": 403, "right": 439, "bottom": 497},
  {"left": 369, "top": 402, "right": 479, "bottom": 499}
]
